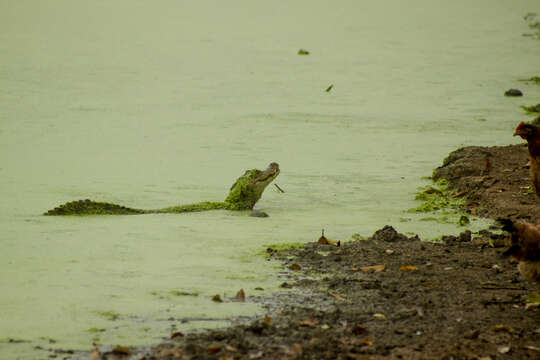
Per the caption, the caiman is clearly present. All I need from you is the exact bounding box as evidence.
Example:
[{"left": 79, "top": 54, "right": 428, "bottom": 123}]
[{"left": 44, "top": 162, "right": 280, "bottom": 215}]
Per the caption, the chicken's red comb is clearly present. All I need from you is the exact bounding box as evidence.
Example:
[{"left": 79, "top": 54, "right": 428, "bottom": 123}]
[{"left": 515, "top": 121, "right": 527, "bottom": 131}]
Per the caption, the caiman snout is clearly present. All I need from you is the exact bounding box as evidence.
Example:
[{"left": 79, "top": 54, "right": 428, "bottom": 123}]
[
  {"left": 252, "top": 162, "right": 280, "bottom": 184},
  {"left": 267, "top": 162, "right": 279, "bottom": 173}
]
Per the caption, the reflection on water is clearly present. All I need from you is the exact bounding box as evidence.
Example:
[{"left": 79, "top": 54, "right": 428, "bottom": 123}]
[{"left": 1, "top": 0, "right": 540, "bottom": 358}]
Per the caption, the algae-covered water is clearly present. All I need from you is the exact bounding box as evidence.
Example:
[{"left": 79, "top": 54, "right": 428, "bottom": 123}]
[{"left": 2, "top": 0, "right": 540, "bottom": 358}]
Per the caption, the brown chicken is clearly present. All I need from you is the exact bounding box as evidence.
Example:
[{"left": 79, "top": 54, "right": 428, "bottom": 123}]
[
  {"left": 514, "top": 121, "right": 540, "bottom": 196},
  {"left": 499, "top": 218, "right": 540, "bottom": 282}
]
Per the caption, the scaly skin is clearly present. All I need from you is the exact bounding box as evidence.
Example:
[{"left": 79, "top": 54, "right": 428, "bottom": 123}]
[{"left": 44, "top": 163, "right": 280, "bottom": 215}]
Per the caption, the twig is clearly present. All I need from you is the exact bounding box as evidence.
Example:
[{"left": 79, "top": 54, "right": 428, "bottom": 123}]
[
  {"left": 480, "top": 286, "right": 524, "bottom": 291},
  {"left": 274, "top": 184, "right": 285, "bottom": 193},
  {"left": 480, "top": 281, "right": 524, "bottom": 290}
]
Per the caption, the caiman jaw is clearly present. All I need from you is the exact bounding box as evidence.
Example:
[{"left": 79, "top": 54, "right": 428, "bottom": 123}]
[{"left": 252, "top": 162, "right": 280, "bottom": 185}]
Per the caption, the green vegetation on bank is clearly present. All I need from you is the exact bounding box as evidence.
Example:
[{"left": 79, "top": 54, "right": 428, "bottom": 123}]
[
  {"left": 521, "top": 103, "right": 540, "bottom": 115},
  {"left": 408, "top": 178, "right": 470, "bottom": 226},
  {"left": 96, "top": 311, "right": 121, "bottom": 321},
  {"left": 261, "top": 242, "right": 305, "bottom": 258},
  {"left": 265, "top": 242, "right": 304, "bottom": 251},
  {"left": 408, "top": 179, "right": 465, "bottom": 212}
]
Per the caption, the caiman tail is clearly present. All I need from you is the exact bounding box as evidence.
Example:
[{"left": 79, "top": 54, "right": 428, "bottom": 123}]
[
  {"left": 44, "top": 199, "right": 147, "bottom": 215},
  {"left": 44, "top": 199, "right": 229, "bottom": 215}
]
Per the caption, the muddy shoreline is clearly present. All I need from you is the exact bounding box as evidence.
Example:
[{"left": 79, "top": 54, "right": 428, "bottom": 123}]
[
  {"left": 58, "top": 145, "right": 540, "bottom": 359},
  {"left": 433, "top": 144, "right": 540, "bottom": 221}
]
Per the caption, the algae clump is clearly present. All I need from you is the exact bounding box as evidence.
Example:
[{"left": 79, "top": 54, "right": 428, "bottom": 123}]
[
  {"left": 521, "top": 103, "right": 540, "bottom": 114},
  {"left": 169, "top": 290, "right": 199, "bottom": 297},
  {"left": 350, "top": 233, "right": 366, "bottom": 241},
  {"left": 408, "top": 179, "right": 465, "bottom": 213},
  {"left": 519, "top": 76, "right": 540, "bottom": 85},
  {"left": 96, "top": 311, "right": 121, "bottom": 321},
  {"left": 408, "top": 178, "right": 469, "bottom": 226},
  {"left": 262, "top": 242, "right": 305, "bottom": 258},
  {"left": 86, "top": 327, "right": 105, "bottom": 334}
]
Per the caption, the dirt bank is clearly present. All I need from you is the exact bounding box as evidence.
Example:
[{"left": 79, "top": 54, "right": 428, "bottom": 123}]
[
  {"left": 433, "top": 143, "right": 540, "bottom": 221},
  {"left": 60, "top": 145, "right": 539, "bottom": 360}
]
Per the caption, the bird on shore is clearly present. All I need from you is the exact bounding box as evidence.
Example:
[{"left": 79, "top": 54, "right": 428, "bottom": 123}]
[
  {"left": 498, "top": 218, "right": 540, "bottom": 283},
  {"left": 514, "top": 122, "right": 540, "bottom": 196}
]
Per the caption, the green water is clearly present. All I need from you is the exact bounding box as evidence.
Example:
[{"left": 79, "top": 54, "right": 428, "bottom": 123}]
[{"left": 2, "top": 0, "right": 540, "bottom": 358}]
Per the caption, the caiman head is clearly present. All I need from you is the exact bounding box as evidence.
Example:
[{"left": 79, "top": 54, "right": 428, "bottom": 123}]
[{"left": 224, "top": 162, "right": 280, "bottom": 210}]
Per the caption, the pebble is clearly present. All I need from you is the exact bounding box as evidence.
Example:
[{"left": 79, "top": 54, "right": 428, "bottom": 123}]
[
  {"left": 250, "top": 210, "right": 269, "bottom": 218},
  {"left": 504, "top": 88, "right": 523, "bottom": 97}
]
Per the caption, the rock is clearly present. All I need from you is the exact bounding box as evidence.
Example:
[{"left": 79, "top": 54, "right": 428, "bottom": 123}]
[
  {"left": 408, "top": 234, "right": 421, "bottom": 241},
  {"left": 504, "top": 88, "right": 523, "bottom": 97},
  {"left": 443, "top": 230, "right": 472, "bottom": 244},
  {"left": 250, "top": 210, "right": 269, "bottom": 218},
  {"left": 369, "top": 225, "right": 409, "bottom": 242},
  {"left": 458, "top": 230, "right": 472, "bottom": 242},
  {"left": 434, "top": 147, "right": 490, "bottom": 182}
]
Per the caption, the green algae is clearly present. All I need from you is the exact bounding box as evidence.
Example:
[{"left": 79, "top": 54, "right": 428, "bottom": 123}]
[
  {"left": 519, "top": 76, "right": 540, "bottom": 85},
  {"left": 86, "top": 328, "right": 105, "bottom": 334},
  {"left": 150, "top": 290, "right": 200, "bottom": 299},
  {"left": 419, "top": 216, "right": 449, "bottom": 223},
  {"left": 408, "top": 179, "right": 465, "bottom": 213},
  {"left": 96, "top": 311, "right": 121, "bottom": 321},
  {"left": 524, "top": 13, "right": 540, "bottom": 39},
  {"left": 224, "top": 274, "right": 259, "bottom": 281},
  {"left": 521, "top": 103, "right": 540, "bottom": 114},
  {"left": 459, "top": 215, "right": 470, "bottom": 226},
  {"left": 224, "top": 169, "right": 264, "bottom": 210},
  {"left": 529, "top": 21, "right": 540, "bottom": 35},
  {"left": 261, "top": 242, "right": 305, "bottom": 258},
  {"left": 428, "top": 236, "right": 445, "bottom": 243},
  {"left": 350, "top": 233, "right": 366, "bottom": 241},
  {"left": 408, "top": 178, "right": 470, "bottom": 226},
  {"left": 43, "top": 199, "right": 145, "bottom": 215},
  {"left": 0, "top": 338, "right": 30, "bottom": 343},
  {"left": 169, "top": 290, "right": 199, "bottom": 297},
  {"left": 156, "top": 202, "right": 228, "bottom": 213},
  {"left": 265, "top": 242, "right": 305, "bottom": 251},
  {"left": 418, "top": 214, "right": 468, "bottom": 226}
]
